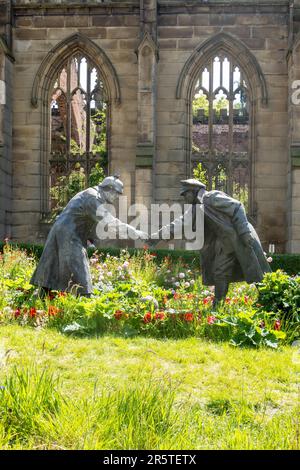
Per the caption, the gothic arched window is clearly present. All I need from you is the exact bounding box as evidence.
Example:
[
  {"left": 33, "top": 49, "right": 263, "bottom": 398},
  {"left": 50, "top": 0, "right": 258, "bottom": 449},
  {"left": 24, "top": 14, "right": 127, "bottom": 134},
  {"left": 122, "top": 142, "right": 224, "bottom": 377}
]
[
  {"left": 192, "top": 54, "right": 251, "bottom": 211},
  {"left": 49, "top": 55, "right": 108, "bottom": 216}
]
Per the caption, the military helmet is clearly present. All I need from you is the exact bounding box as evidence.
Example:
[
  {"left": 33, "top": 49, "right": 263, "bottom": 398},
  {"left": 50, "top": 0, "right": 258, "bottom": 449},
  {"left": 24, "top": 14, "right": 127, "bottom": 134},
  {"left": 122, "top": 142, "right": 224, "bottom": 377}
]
[
  {"left": 99, "top": 175, "right": 124, "bottom": 194},
  {"left": 180, "top": 179, "right": 206, "bottom": 195}
]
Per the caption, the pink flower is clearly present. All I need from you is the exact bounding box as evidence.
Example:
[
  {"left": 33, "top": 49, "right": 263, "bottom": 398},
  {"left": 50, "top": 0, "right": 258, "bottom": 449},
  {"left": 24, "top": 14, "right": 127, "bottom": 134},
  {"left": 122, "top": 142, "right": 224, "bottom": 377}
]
[
  {"left": 14, "top": 308, "right": 21, "bottom": 318},
  {"left": 274, "top": 320, "right": 281, "bottom": 331}
]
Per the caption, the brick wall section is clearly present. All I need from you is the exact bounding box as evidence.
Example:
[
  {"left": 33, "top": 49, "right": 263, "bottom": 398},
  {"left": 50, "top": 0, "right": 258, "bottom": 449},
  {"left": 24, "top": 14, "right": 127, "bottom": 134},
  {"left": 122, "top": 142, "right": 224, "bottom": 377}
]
[
  {"left": 156, "top": 1, "right": 289, "bottom": 251},
  {"left": 1, "top": 0, "right": 296, "bottom": 252},
  {"left": 11, "top": 2, "right": 140, "bottom": 242},
  {"left": 0, "top": 55, "right": 13, "bottom": 240}
]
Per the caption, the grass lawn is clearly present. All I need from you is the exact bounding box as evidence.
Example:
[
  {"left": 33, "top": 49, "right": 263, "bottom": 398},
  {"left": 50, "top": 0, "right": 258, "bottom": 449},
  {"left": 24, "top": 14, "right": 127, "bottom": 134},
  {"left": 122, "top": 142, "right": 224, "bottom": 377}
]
[{"left": 0, "top": 325, "right": 299, "bottom": 450}]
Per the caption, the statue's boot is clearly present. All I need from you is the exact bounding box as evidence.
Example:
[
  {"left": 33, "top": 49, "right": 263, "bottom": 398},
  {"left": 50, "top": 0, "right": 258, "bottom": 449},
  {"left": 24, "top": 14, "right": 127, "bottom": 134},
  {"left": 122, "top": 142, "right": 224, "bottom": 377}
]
[{"left": 213, "top": 280, "right": 230, "bottom": 308}]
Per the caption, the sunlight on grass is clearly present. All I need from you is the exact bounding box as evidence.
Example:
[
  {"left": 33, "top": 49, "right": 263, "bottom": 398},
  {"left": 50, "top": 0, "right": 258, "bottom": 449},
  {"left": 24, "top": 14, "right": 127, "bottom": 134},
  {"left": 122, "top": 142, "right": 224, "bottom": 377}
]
[{"left": 0, "top": 325, "right": 299, "bottom": 450}]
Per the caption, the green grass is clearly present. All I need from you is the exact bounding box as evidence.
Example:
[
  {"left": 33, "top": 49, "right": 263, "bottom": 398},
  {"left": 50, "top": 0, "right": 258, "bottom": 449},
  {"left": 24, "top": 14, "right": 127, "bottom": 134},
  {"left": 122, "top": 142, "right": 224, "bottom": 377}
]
[{"left": 0, "top": 324, "right": 299, "bottom": 450}]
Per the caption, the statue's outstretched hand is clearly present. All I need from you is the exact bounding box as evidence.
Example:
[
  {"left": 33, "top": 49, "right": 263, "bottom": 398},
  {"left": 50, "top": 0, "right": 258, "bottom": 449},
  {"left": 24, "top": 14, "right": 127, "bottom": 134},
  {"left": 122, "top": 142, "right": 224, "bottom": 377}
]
[
  {"left": 147, "top": 233, "right": 160, "bottom": 248},
  {"left": 135, "top": 230, "right": 149, "bottom": 240}
]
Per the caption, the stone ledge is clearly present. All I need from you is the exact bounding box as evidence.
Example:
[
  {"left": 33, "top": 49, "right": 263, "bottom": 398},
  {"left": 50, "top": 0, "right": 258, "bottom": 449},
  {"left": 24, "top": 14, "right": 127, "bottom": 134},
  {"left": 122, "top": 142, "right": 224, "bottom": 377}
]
[
  {"left": 136, "top": 144, "right": 154, "bottom": 168},
  {"left": 291, "top": 145, "right": 300, "bottom": 167}
]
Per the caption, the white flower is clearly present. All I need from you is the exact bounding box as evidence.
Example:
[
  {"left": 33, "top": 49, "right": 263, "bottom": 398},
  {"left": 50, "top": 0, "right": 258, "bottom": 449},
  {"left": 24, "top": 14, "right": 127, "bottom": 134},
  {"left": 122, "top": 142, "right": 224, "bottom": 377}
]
[
  {"left": 171, "top": 277, "right": 175, "bottom": 282},
  {"left": 267, "top": 257, "right": 273, "bottom": 263},
  {"left": 102, "top": 263, "right": 107, "bottom": 269},
  {"left": 178, "top": 273, "right": 185, "bottom": 279},
  {"left": 117, "top": 266, "right": 122, "bottom": 271},
  {"left": 107, "top": 271, "right": 113, "bottom": 277},
  {"left": 122, "top": 261, "right": 129, "bottom": 269},
  {"left": 166, "top": 270, "right": 171, "bottom": 273},
  {"left": 3, "top": 307, "right": 13, "bottom": 315},
  {"left": 174, "top": 282, "right": 180, "bottom": 287},
  {"left": 184, "top": 282, "right": 190, "bottom": 288},
  {"left": 167, "top": 308, "right": 176, "bottom": 314},
  {"left": 190, "top": 280, "right": 195, "bottom": 285}
]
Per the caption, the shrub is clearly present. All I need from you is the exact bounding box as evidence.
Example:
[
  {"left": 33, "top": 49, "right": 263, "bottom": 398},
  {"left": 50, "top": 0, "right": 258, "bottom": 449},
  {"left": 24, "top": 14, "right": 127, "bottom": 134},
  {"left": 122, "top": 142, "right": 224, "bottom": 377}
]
[
  {"left": 2, "top": 241, "right": 300, "bottom": 275},
  {"left": 256, "top": 270, "right": 300, "bottom": 343}
]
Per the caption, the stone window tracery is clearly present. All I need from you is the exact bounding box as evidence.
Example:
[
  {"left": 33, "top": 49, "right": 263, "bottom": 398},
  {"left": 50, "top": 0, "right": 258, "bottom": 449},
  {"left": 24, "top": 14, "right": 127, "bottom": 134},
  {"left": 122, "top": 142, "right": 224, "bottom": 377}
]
[
  {"left": 192, "top": 54, "right": 251, "bottom": 211},
  {"left": 49, "top": 54, "right": 108, "bottom": 216}
]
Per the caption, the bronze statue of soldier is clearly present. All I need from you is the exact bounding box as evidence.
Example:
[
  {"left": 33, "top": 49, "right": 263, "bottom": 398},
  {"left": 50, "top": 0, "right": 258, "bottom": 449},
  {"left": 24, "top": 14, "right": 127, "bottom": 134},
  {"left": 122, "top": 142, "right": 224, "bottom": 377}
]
[{"left": 151, "top": 179, "right": 271, "bottom": 305}]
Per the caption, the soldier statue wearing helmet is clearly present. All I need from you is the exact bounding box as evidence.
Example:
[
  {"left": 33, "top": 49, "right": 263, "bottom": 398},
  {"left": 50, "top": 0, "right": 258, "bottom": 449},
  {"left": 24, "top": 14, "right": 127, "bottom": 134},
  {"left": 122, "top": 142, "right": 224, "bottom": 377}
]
[
  {"left": 31, "top": 175, "right": 147, "bottom": 296},
  {"left": 151, "top": 178, "right": 271, "bottom": 305}
]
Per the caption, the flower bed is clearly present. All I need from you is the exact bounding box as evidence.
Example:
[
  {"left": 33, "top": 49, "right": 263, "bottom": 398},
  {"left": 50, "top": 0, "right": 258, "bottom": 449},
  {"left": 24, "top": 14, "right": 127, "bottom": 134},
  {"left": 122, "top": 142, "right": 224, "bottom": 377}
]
[{"left": 0, "top": 242, "right": 299, "bottom": 348}]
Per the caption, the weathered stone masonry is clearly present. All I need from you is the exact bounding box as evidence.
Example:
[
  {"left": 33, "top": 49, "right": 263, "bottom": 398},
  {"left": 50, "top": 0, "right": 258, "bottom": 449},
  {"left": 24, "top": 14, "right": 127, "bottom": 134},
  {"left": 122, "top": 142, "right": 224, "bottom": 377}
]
[{"left": 0, "top": 0, "right": 299, "bottom": 252}]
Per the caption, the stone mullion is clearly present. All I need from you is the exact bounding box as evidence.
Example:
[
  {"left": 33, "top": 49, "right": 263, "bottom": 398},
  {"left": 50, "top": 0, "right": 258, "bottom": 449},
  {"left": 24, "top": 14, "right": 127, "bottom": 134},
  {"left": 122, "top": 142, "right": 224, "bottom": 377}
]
[
  {"left": 208, "top": 58, "right": 213, "bottom": 191},
  {"left": 66, "top": 58, "right": 72, "bottom": 175},
  {"left": 228, "top": 60, "right": 234, "bottom": 197},
  {"left": 85, "top": 62, "right": 91, "bottom": 187}
]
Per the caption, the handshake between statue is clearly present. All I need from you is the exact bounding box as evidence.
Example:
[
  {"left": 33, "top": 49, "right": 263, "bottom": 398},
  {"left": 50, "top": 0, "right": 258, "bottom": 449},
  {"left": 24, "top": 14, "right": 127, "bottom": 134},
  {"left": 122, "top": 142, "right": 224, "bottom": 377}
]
[{"left": 31, "top": 174, "right": 271, "bottom": 305}]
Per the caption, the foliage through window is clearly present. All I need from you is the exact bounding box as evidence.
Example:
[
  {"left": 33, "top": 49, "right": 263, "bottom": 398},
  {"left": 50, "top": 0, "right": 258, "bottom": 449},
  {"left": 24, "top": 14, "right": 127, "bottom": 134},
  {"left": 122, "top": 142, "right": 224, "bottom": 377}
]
[
  {"left": 192, "top": 54, "right": 251, "bottom": 211},
  {"left": 50, "top": 55, "right": 107, "bottom": 218}
]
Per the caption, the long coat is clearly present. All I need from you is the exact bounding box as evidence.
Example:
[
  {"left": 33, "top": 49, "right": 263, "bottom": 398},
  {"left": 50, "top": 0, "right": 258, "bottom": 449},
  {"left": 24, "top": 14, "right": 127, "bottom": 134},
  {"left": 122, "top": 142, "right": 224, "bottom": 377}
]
[
  {"left": 168, "top": 190, "right": 271, "bottom": 286},
  {"left": 199, "top": 191, "right": 271, "bottom": 285},
  {"left": 31, "top": 186, "right": 136, "bottom": 295}
]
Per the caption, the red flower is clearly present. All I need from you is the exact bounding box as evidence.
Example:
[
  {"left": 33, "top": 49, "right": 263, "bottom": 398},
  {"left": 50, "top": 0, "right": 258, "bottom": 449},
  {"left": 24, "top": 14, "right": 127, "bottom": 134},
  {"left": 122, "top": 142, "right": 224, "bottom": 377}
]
[
  {"left": 14, "top": 308, "right": 21, "bottom": 318},
  {"left": 274, "top": 320, "right": 281, "bottom": 331},
  {"left": 58, "top": 291, "right": 67, "bottom": 298},
  {"left": 143, "top": 312, "right": 152, "bottom": 324},
  {"left": 29, "top": 307, "right": 37, "bottom": 318},
  {"left": 173, "top": 293, "right": 181, "bottom": 300},
  {"left": 207, "top": 315, "right": 216, "bottom": 325},
  {"left": 203, "top": 297, "right": 212, "bottom": 305},
  {"left": 48, "top": 306, "right": 59, "bottom": 316},
  {"left": 163, "top": 296, "right": 168, "bottom": 305},
  {"left": 184, "top": 312, "right": 194, "bottom": 322},
  {"left": 155, "top": 311, "right": 165, "bottom": 321},
  {"left": 244, "top": 296, "right": 249, "bottom": 303},
  {"left": 187, "top": 293, "right": 194, "bottom": 300},
  {"left": 114, "top": 310, "right": 123, "bottom": 320},
  {"left": 225, "top": 297, "right": 231, "bottom": 304},
  {"left": 143, "top": 245, "right": 149, "bottom": 250}
]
